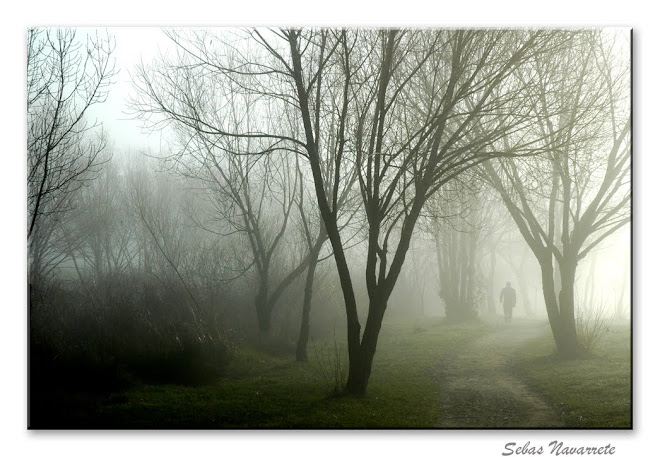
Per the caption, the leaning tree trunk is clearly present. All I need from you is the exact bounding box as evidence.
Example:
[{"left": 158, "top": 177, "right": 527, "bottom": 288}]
[{"left": 540, "top": 261, "right": 563, "bottom": 348}]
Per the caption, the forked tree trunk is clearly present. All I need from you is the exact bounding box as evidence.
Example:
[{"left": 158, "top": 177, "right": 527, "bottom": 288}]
[
  {"left": 345, "top": 295, "right": 388, "bottom": 396},
  {"left": 344, "top": 202, "right": 423, "bottom": 396},
  {"left": 253, "top": 252, "right": 312, "bottom": 336}
]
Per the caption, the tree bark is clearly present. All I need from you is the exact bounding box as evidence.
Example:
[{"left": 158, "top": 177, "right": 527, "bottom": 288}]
[
  {"left": 296, "top": 240, "right": 323, "bottom": 362},
  {"left": 255, "top": 285, "right": 272, "bottom": 334},
  {"left": 539, "top": 255, "right": 582, "bottom": 358},
  {"left": 557, "top": 258, "right": 581, "bottom": 357},
  {"left": 345, "top": 294, "right": 387, "bottom": 396}
]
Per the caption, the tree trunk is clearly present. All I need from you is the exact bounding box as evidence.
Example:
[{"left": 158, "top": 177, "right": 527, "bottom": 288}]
[
  {"left": 296, "top": 243, "right": 322, "bottom": 362},
  {"left": 518, "top": 278, "right": 533, "bottom": 317},
  {"left": 255, "top": 284, "right": 272, "bottom": 334},
  {"left": 540, "top": 256, "right": 582, "bottom": 358},
  {"left": 615, "top": 272, "right": 628, "bottom": 320},
  {"left": 540, "top": 259, "right": 562, "bottom": 346},
  {"left": 345, "top": 294, "right": 387, "bottom": 396},
  {"left": 344, "top": 201, "right": 422, "bottom": 396},
  {"left": 466, "top": 230, "right": 477, "bottom": 318},
  {"left": 486, "top": 248, "right": 497, "bottom": 315},
  {"left": 419, "top": 282, "right": 426, "bottom": 317},
  {"left": 556, "top": 259, "right": 581, "bottom": 358},
  {"left": 320, "top": 217, "right": 362, "bottom": 393}
]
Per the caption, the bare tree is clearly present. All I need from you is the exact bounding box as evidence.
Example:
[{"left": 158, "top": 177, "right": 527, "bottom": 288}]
[
  {"left": 27, "top": 28, "right": 116, "bottom": 283},
  {"left": 62, "top": 160, "right": 139, "bottom": 305},
  {"left": 281, "top": 28, "right": 564, "bottom": 394},
  {"left": 424, "top": 176, "right": 495, "bottom": 322},
  {"left": 131, "top": 50, "right": 319, "bottom": 335},
  {"left": 292, "top": 156, "right": 330, "bottom": 361},
  {"left": 483, "top": 30, "right": 630, "bottom": 357},
  {"left": 292, "top": 30, "right": 576, "bottom": 395},
  {"left": 131, "top": 28, "right": 565, "bottom": 395},
  {"left": 128, "top": 164, "right": 199, "bottom": 311}
]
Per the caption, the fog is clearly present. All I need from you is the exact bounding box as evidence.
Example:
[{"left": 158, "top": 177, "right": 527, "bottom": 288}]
[{"left": 27, "top": 26, "right": 631, "bottom": 429}]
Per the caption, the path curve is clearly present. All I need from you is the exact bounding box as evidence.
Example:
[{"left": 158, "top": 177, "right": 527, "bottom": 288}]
[{"left": 433, "top": 320, "right": 564, "bottom": 428}]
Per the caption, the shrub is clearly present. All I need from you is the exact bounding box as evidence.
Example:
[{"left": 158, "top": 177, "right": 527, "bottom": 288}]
[
  {"left": 29, "top": 275, "right": 232, "bottom": 395},
  {"left": 311, "top": 331, "right": 346, "bottom": 395},
  {"left": 576, "top": 300, "right": 613, "bottom": 353}
]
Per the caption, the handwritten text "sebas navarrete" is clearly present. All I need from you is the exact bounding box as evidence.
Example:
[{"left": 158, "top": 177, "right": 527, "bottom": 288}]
[{"left": 502, "top": 441, "right": 616, "bottom": 456}]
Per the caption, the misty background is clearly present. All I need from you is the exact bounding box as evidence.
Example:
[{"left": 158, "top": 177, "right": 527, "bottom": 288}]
[
  {"left": 4, "top": 0, "right": 660, "bottom": 449},
  {"left": 24, "top": 24, "right": 632, "bottom": 431},
  {"left": 64, "top": 27, "right": 632, "bottom": 321}
]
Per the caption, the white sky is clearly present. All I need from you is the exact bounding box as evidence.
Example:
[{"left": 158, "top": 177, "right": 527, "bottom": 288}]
[
  {"left": 88, "top": 27, "right": 170, "bottom": 153},
  {"left": 1, "top": 1, "right": 658, "bottom": 456}
]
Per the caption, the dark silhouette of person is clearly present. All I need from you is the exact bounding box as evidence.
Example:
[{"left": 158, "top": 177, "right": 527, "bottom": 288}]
[{"left": 500, "top": 282, "right": 517, "bottom": 323}]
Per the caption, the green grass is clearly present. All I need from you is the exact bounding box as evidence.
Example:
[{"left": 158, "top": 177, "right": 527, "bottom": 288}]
[
  {"left": 32, "top": 316, "right": 631, "bottom": 429},
  {"left": 62, "top": 317, "right": 489, "bottom": 428},
  {"left": 512, "top": 323, "right": 631, "bottom": 428}
]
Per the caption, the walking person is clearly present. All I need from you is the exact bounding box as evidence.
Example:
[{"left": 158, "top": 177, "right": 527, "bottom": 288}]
[{"left": 500, "top": 282, "right": 517, "bottom": 323}]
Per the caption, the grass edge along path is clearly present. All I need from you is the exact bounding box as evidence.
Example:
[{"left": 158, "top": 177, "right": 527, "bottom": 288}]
[
  {"left": 432, "top": 320, "right": 564, "bottom": 428},
  {"left": 511, "top": 323, "right": 631, "bottom": 428}
]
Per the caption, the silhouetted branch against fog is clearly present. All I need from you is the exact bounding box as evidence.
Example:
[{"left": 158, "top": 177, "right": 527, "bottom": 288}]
[
  {"left": 482, "top": 30, "right": 630, "bottom": 357},
  {"left": 27, "top": 28, "right": 117, "bottom": 283},
  {"left": 129, "top": 28, "right": 623, "bottom": 394},
  {"left": 130, "top": 37, "right": 329, "bottom": 335},
  {"left": 28, "top": 28, "right": 117, "bottom": 240},
  {"left": 283, "top": 29, "right": 576, "bottom": 394}
]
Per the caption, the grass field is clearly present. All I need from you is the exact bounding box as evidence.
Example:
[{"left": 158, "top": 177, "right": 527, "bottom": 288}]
[
  {"left": 29, "top": 317, "right": 632, "bottom": 429},
  {"left": 512, "top": 323, "right": 632, "bottom": 428},
  {"left": 31, "top": 317, "right": 488, "bottom": 428}
]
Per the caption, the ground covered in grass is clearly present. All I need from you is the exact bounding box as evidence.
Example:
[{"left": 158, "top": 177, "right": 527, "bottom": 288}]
[
  {"left": 30, "top": 317, "right": 488, "bottom": 428},
  {"left": 512, "top": 323, "right": 631, "bottom": 428},
  {"left": 29, "top": 317, "right": 631, "bottom": 429}
]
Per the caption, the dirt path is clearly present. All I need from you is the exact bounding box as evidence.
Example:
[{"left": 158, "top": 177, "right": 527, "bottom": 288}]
[{"left": 433, "top": 320, "right": 564, "bottom": 428}]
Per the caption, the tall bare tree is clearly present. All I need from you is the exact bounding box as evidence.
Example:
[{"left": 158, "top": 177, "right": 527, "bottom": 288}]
[
  {"left": 131, "top": 53, "right": 319, "bottom": 335},
  {"left": 132, "top": 28, "right": 567, "bottom": 395},
  {"left": 285, "top": 29, "right": 567, "bottom": 394},
  {"left": 27, "top": 28, "right": 116, "bottom": 283},
  {"left": 293, "top": 161, "right": 328, "bottom": 361},
  {"left": 483, "top": 30, "right": 630, "bottom": 357}
]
